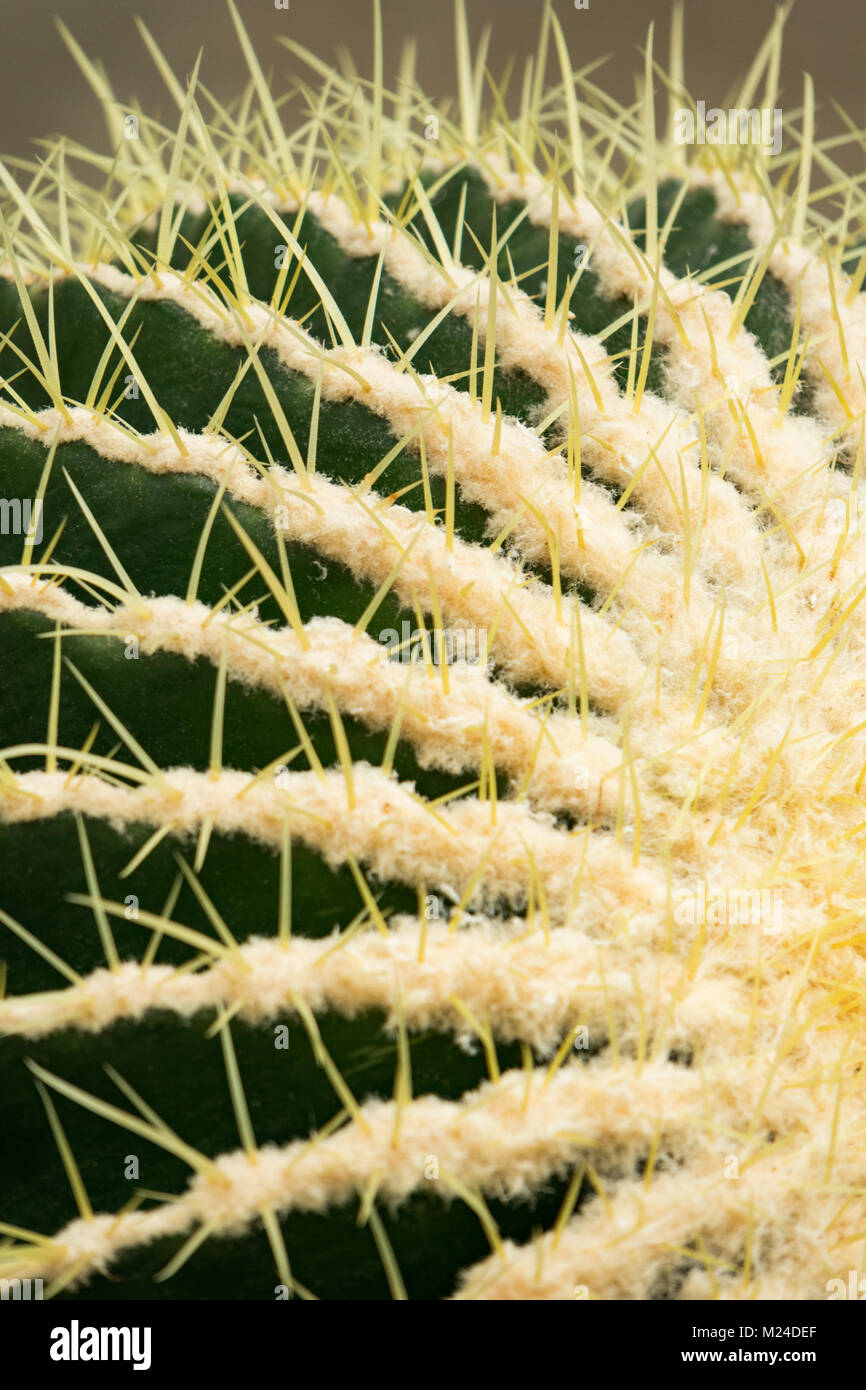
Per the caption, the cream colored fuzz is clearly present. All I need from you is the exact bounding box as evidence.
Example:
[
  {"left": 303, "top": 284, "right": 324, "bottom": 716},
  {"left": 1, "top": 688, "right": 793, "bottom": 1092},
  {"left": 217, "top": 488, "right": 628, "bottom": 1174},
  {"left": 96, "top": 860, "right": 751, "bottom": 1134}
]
[
  {"left": 77, "top": 261, "right": 788, "bottom": 706},
  {"left": 87, "top": 262, "right": 711, "bottom": 606},
  {"left": 0, "top": 573, "right": 624, "bottom": 818},
  {"left": 248, "top": 188, "right": 766, "bottom": 597},
  {"left": 0, "top": 401, "right": 643, "bottom": 705},
  {"left": 6, "top": 402, "right": 780, "bottom": 811},
  {"left": 2, "top": 760, "right": 859, "bottom": 1043},
  {"left": 9, "top": 404, "right": 813, "bottom": 840},
  {"left": 4, "top": 400, "right": 866, "bottom": 877},
  {"left": 2, "top": 1052, "right": 824, "bottom": 1291},
  {"left": 205, "top": 190, "right": 866, "bottom": 722},
  {"left": 454, "top": 1147, "right": 848, "bottom": 1301},
  {"left": 694, "top": 169, "right": 866, "bottom": 450},
  {"left": 1, "top": 394, "right": 833, "bottom": 812},
  {"left": 6, "top": 543, "right": 866, "bottom": 906},
  {"left": 0, "top": 766, "right": 667, "bottom": 925},
  {"left": 0, "top": 916, "right": 746, "bottom": 1061},
  {"left": 680, "top": 169, "right": 866, "bottom": 626},
  {"left": 477, "top": 163, "right": 861, "bottom": 573},
  {"left": 457, "top": 167, "right": 866, "bottom": 670},
  {"left": 47, "top": 253, "right": 854, "bottom": 762}
]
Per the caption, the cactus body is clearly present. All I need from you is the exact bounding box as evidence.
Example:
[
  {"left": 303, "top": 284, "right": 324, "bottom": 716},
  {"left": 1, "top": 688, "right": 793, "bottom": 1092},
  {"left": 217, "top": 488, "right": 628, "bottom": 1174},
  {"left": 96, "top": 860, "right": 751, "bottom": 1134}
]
[{"left": 1, "top": 3, "right": 866, "bottom": 1301}]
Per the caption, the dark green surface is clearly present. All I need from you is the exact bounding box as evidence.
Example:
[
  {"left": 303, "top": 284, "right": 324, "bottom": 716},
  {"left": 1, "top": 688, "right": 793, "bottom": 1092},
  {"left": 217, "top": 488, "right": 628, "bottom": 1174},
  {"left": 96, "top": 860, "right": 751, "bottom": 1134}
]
[
  {"left": 401, "top": 169, "right": 669, "bottom": 399},
  {"left": 628, "top": 181, "right": 814, "bottom": 415},
  {"left": 1, "top": 1006, "right": 531, "bottom": 1234},
  {"left": 0, "top": 811, "right": 418, "bottom": 994},
  {"left": 55, "top": 1174, "right": 589, "bottom": 1302},
  {"left": 0, "top": 608, "right": 510, "bottom": 800},
  {"left": 0, "top": 1001, "right": 612, "bottom": 1298},
  {"left": 0, "top": 426, "right": 401, "bottom": 631},
  {"left": 0, "top": 283, "right": 499, "bottom": 550},
  {"left": 130, "top": 195, "right": 549, "bottom": 426}
]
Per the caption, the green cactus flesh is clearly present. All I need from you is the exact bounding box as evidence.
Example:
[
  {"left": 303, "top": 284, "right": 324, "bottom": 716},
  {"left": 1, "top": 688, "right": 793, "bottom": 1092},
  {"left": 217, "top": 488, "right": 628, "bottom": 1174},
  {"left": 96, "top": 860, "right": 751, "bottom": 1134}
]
[{"left": 2, "top": 2, "right": 866, "bottom": 1301}]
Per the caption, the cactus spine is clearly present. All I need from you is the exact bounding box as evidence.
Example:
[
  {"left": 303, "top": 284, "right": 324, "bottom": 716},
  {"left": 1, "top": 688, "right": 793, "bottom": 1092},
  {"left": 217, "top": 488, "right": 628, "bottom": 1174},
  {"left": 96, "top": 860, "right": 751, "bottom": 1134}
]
[{"left": 1, "top": 1, "right": 865, "bottom": 1301}]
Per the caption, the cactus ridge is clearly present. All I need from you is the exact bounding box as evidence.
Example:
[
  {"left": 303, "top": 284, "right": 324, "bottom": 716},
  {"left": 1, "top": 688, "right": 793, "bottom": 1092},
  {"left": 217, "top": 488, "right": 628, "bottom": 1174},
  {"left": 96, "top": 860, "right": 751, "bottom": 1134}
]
[{"left": 1, "top": 1, "right": 866, "bottom": 1300}]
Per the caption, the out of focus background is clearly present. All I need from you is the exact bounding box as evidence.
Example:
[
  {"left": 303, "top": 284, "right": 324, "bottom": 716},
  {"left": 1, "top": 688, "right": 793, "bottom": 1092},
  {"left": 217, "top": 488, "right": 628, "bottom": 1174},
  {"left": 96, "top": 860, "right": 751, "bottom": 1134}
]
[{"left": 0, "top": 0, "right": 862, "bottom": 167}]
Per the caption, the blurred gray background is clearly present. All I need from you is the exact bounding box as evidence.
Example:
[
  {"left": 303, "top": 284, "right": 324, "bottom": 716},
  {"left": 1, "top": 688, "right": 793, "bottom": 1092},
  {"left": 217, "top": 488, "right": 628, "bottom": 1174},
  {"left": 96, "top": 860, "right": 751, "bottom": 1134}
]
[{"left": 0, "top": 0, "right": 862, "bottom": 170}]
